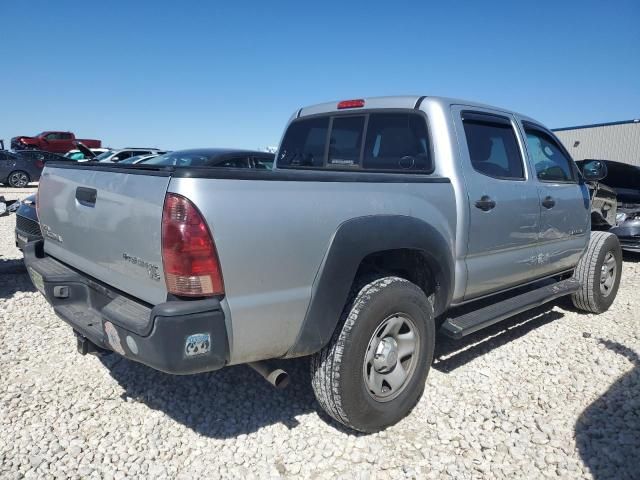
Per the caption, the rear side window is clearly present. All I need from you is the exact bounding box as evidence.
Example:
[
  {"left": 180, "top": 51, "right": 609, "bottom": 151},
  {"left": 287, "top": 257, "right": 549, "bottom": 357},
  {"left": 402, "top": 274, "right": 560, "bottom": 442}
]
[
  {"left": 278, "top": 112, "right": 432, "bottom": 172},
  {"left": 524, "top": 125, "right": 576, "bottom": 182},
  {"left": 462, "top": 113, "right": 525, "bottom": 180}
]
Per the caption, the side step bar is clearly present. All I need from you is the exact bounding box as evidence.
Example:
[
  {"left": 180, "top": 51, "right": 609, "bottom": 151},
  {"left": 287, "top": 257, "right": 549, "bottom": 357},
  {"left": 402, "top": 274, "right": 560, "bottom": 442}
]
[{"left": 440, "top": 278, "right": 581, "bottom": 339}]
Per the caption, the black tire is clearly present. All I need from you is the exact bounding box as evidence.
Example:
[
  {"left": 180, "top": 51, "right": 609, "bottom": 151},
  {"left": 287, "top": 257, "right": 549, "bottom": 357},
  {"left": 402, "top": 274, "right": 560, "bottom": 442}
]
[
  {"left": 7, "top": 170, "right": 30, "bottom": 188},
  {"left": 310, "top": 276, "right": 435, "bottom": 432},
  {"left": 572, "top": 231, "right": 622, "bottom": 313}
]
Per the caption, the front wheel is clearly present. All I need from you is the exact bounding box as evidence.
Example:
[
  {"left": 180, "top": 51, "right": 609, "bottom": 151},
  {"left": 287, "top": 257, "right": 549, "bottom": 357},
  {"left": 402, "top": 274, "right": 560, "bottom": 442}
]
[
  {"left": 572, "top": 231, "right": 622, "bottom": 313},
  {"left": 310, "top": 276, "right": 435, "bottom": 432},
  {"left": 7, "top": 170, "right": 30, "bottom": 188}
]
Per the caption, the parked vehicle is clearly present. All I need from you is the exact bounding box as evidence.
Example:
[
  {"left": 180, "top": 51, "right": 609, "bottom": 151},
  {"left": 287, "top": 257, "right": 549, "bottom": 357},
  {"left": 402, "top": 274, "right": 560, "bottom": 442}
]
[
  {"left": 25, "top": 96, "right": 621, "bottom": 432},
  {"left": 611, "top": 211, "right": 640, "bottom": 252},
  {"left": 64, "top": 147, "right": 110, "bottom": 161},
  {"left": 1, "top": 150, "right": 47, "bottom": 187},
  {"left": 15, "top": 194, "right": 40, "bottom": 249},
  {"left": 96, "top": 148, "right": 166, "bottom": 163},
  {"left": 141, "top": 149, "right": 274, "bottom": 168},
  {"left": 11, "top": 132, "right": 101, "bottom": 153},
  {"left": 14, "top": 149, "right": 271, "bottom": 246},
  {"left": 114, "top": 154, "right": 159, "bottom": 165},
  {"left": 576, "top": 159, "right": 640, "bottom": 206},
  {"left": 577, "top": 159, "right": 640, "bottom": 252},
  {"left": 2, "top": 150, "right": 72, "bottom": 187}
]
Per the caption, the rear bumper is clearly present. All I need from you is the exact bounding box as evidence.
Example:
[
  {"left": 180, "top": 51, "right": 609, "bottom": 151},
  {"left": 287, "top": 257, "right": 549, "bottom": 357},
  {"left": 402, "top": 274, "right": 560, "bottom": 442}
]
[{"left": 23, "top": 241, "right": 229, "bottom": 374}]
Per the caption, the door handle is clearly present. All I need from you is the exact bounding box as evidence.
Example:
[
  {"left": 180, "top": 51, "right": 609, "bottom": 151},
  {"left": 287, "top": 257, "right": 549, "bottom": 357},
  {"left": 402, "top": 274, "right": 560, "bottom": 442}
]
[
  {"left": 474, "top": 195, "right": 496, "bottom": 211},
  {"left": 542, "top": 196, "right": 556, "bottom": 209},
  {"left": 76, "top": 187, "right": 97, "bottom": 207}
]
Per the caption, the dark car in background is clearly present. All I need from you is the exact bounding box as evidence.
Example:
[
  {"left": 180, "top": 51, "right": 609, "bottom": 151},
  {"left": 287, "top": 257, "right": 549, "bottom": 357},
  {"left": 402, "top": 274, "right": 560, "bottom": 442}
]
[
  {"left": 15, "top": 194, "right": 41, "bottom": 249},
  {"left": 1, "top": 150, "right": 43, "bottom": 187},
  {"left": 577, "top": 159, "right": 640, "bottom": 252},
  {"left": 0, "top": 150, "right": 68, "bottom": 187},
  {"left": 577, "top": 159, "right": 640, "bottom": 206},
  {"left": 144, "top": 148, "right": 274, "bottom": 169},
  {"left": 96, "top": 148, "right": 167, "bottom": 163}
]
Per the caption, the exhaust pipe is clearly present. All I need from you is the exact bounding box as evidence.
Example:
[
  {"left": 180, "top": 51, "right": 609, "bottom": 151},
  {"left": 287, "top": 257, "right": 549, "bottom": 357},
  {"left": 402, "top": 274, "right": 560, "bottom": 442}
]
[{"left": 248, "top": 361, "right": 290, "bottom": 389}]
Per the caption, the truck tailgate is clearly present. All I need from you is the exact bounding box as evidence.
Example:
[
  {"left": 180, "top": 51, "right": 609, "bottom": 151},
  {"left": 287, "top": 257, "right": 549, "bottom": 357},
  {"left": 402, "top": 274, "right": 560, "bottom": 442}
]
[{"left": 37, "top": 165, "right": 171, "bottom": 305}]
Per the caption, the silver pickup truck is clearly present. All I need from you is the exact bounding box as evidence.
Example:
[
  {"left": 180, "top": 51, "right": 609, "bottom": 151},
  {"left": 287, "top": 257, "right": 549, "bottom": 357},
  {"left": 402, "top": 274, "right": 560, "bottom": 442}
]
[{"left": 25, "top": 96, "right": 622, "bottom": 432}]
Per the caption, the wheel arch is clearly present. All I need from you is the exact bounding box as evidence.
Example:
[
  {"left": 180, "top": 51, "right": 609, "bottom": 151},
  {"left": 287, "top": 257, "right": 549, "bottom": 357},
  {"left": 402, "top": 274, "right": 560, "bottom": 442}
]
[{"left": 285, "top": 215, "right": 454, "bottom": 357}]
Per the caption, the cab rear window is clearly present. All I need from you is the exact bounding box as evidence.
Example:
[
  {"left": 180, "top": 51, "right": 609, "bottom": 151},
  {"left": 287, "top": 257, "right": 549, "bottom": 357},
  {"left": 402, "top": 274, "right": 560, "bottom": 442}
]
[{"left": 278, "top": 112, "right": 432, "bottom": 173}]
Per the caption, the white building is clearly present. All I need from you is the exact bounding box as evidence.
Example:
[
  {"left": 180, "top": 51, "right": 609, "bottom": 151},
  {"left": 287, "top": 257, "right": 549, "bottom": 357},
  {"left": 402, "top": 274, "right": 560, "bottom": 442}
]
[{"left": 553, "top": 119, "right": 640, "bottom": 167}]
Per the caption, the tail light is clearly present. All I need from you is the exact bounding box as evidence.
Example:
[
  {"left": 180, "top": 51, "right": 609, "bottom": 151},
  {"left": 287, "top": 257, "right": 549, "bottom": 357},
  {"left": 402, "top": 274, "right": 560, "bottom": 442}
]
[
  {"left": 35, "top": 159, "right": 44, "bottom": 169},
  {"left": 161, "top": 193, "right": 224, "bottom": 297}
]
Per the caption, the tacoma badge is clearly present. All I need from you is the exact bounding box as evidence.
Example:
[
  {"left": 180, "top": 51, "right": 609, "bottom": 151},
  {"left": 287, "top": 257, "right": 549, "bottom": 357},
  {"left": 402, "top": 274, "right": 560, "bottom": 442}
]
[{"left": 122, "top": 253, "right": 161, "bottom": 281}]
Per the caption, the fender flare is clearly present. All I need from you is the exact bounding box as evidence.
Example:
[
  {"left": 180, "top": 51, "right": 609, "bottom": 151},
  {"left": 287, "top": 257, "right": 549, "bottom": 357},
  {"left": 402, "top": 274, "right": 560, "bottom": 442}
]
[{"left": 286, "top": 215, "right": 454, "bottom": 357}]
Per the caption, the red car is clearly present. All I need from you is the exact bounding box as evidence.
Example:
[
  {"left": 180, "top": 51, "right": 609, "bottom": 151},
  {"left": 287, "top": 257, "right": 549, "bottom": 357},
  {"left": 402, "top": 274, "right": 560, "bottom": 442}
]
[{"left": 11, "top": 131, "right": 101, "bottom": 154}]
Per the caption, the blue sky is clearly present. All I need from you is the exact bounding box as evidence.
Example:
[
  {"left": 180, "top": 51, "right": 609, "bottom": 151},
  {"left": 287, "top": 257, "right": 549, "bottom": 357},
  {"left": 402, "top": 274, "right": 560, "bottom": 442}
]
[{"left": 1, "top": 1, "right": 638, "bottom": 151}]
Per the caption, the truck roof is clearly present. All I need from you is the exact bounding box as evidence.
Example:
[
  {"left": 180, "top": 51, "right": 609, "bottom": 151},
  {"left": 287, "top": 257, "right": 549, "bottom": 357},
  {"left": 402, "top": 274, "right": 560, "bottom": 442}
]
[{"left": 297, "top": 95, "right": 536, "bottom": 123}]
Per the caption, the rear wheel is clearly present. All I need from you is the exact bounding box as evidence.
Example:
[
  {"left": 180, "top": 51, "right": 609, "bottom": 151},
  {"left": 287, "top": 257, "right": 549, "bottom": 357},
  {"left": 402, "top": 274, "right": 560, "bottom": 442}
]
[
  {"left": 310, "top": 276, "right": 435, "bottom": 432},
  {"left": 572, "top": 231, "right": 622, "bottom": 313},
  {"left": 7, "top": 171, "right": 30, "bottom": 188}
]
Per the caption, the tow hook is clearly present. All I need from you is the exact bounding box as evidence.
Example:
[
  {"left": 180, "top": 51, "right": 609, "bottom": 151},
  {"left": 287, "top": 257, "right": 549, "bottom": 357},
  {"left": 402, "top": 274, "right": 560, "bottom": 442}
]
[{"left": 74, "top": 332, "right": 109, "bottom": 356}]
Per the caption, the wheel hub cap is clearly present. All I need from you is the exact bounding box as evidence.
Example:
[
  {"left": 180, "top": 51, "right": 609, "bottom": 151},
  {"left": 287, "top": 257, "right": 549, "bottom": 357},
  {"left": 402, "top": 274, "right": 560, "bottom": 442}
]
[
  {"left": 374, "top": 337, "right": 398, "bottom": 373},
  {"left": 363, "top": 314, "right": 420, "bottom": 402},
  {"left": 600, "top": 251, "right": 617, "bottom": 297}
]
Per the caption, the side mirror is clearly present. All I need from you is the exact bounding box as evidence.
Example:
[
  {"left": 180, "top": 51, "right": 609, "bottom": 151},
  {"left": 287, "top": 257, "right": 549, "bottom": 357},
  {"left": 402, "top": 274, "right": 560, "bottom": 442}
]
[{"left": 581, "top": 160, "right": 608, "bottom": 182}]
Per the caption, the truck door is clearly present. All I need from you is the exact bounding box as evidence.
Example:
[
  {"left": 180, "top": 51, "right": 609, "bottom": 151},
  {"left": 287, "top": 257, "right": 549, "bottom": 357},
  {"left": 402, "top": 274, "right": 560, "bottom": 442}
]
[
  {"left": 453, "top": 107, "right": 541, "bottom": 300},
  {"left": 43, "top": 132, "right": 69, "bottom": 153},
  {"left": 520, "top": 121, "right": 589, "bottom": 276}
]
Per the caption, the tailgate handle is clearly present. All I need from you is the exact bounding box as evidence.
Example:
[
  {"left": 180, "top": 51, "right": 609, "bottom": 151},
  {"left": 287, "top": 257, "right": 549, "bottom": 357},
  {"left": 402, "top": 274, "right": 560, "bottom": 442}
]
[{"left": 76, "top": 187, "right": 97, "bottom": 207}]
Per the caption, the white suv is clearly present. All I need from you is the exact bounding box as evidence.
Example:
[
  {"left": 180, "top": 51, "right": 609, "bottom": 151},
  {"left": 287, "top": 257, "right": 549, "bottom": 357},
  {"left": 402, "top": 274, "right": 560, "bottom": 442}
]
[{"left": 96, "top": 148, "right": 166, "bottom": 163}]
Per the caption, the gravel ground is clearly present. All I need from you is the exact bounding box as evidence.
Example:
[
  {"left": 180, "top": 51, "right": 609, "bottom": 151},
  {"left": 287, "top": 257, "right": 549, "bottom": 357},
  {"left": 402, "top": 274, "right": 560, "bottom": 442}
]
[{"left": 0, "top": 186, "right": 638, "bottom": 479}]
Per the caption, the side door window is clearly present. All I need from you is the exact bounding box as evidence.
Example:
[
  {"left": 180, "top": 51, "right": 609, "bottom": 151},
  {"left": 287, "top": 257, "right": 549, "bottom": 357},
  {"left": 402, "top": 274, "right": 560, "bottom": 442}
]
[
  {"left": 524, "top": 126, "right": 576, "bottom": 182},
  {"left": 112, "top": 151, "right": 136, "bottom": 162},
  {"left": 462, "top": 112, "right": 525, "bottom": 180},
  {"left": 44, "top": 133, "right": 69, "bottom": 153}
]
